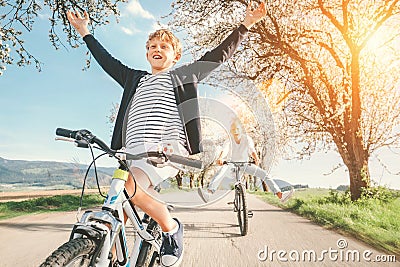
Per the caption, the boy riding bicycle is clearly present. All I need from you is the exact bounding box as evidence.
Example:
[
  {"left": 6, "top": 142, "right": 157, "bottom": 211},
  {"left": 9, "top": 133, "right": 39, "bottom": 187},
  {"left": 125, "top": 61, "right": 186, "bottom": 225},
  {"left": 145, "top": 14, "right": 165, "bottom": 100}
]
[
  {"left": 67, "top": 2, "right": 266, "bottom": 266},
  {"left": 198, "top": 119, "right": 294, "bottom": 203}
]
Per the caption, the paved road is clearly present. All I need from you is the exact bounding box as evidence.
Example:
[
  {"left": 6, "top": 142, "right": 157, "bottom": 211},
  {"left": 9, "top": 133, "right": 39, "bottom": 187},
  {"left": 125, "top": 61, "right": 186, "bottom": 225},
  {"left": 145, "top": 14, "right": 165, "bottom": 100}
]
[{"left": 0, "top": 192, "right": 398, "bottom": 266}]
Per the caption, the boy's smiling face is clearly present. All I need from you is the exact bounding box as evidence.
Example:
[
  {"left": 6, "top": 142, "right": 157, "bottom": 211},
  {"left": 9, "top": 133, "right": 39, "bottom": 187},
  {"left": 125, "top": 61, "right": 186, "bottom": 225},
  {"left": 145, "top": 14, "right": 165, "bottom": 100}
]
[{"left": 146, "top": 37, "right": 181, "bottom": 74}]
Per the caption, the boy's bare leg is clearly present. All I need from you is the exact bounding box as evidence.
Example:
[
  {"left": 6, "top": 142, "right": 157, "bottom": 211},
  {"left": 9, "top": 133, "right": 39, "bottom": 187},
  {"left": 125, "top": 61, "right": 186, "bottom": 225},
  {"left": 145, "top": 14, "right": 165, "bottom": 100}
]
[
  {"left": 124, "top": 167, "right": 177, "bottom": 232},
  {"left": 125, "top": 168, "right": 184, "bottom": 266}
]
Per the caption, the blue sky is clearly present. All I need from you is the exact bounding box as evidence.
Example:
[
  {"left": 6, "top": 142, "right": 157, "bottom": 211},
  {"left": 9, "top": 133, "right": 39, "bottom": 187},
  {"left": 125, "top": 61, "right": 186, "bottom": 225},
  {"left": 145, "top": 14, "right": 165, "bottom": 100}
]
[
  {"left": 1, "top": 0, "right": 399, "bottom": 189},
  {"left": 1, "top": 1, "right": 172, "bottom": 164}
]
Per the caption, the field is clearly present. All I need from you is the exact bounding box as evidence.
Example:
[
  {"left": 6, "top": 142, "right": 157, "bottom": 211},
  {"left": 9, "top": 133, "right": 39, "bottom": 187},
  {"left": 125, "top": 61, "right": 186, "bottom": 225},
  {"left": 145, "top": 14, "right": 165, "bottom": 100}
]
[{"left": 0, "top": 188, "right": 105, "bottom": 202}]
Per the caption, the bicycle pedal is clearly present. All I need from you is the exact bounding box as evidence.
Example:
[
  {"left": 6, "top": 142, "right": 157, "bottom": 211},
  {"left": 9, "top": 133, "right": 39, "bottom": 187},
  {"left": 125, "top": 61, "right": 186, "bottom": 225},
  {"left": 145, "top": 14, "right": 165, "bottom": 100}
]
[{"left": 248, "top": 210, "right": 254, "bottom": 218}]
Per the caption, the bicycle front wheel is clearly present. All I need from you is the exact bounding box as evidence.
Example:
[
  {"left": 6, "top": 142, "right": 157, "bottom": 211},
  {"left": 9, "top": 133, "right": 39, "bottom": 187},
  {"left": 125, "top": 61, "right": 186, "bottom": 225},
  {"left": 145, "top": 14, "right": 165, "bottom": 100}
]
[
  {"left": 136, "top": 218, "right": 162, "bottom": 267},
  {"left": 39, "top": 238, "right": 97, "bottom": 267},
  {"left": 235, "top": 183, "right": 248, "bottom": 236}
]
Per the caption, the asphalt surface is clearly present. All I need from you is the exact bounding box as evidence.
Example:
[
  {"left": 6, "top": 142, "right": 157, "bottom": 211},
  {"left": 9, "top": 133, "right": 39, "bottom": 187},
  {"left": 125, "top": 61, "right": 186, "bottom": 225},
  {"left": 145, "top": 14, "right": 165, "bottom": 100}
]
[{"left": 0, "top": 192, "right": 398, "bottom": 266}]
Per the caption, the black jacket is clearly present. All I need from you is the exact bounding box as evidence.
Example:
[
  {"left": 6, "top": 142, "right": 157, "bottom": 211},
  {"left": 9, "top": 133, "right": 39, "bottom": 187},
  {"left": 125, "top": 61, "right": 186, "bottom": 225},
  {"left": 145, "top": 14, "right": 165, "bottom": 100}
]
[{"left": 83, "top": 24, "right": 248, "bottom": 154}]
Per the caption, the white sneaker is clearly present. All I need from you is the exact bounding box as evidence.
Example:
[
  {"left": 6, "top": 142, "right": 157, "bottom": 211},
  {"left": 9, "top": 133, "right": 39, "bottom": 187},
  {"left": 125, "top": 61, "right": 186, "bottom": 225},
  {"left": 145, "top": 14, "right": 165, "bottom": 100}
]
[
  {"left": 280, "top": 188, "right": 295, "bottom": 203},
  {"left": 160, "top": 218, "right": 184, "bottom": 267},
  {"left": 198, "top": 188, "right": 212, "bottom": 203}
]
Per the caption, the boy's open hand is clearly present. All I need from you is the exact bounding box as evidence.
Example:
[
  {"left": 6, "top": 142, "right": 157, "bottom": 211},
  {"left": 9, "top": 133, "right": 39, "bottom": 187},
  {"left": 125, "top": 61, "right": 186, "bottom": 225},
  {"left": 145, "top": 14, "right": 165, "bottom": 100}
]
[
  {"left": 66, "top": 10, "right": 90, "bottom": 37},
  {"left": 242, "top": 1, "right": 267, "bottom": 30}
]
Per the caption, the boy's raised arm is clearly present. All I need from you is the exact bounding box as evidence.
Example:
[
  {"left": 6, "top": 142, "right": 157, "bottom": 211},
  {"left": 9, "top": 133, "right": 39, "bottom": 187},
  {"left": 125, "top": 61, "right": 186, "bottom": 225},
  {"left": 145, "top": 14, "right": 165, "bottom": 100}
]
[
  {"left": 66, "top": 10, "right": 91, "bottom": 37},
  {"left": 242, "top": 1, "right": 267, "bottom": 30},
  {"left": 182, "top": 1, "right": 266, "bottom": 81},
  {"left": 66, "top": 9, "right": 136, "bottom": 89}
]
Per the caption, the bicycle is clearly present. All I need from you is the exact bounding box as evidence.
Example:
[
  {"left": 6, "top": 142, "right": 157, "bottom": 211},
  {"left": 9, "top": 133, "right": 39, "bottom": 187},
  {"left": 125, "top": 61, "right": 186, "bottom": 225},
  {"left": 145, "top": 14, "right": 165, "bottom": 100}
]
[
  {"left": 39, "top": 128, "right": 203, "bottom": 267},
  {"left": 224, "top": 161, "right": 254, "bottom": 236}
]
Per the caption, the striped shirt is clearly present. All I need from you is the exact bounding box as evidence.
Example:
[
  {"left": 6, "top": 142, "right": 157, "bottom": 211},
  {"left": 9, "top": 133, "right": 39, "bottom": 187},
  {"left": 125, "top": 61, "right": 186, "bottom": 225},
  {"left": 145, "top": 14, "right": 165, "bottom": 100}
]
[{"left": 125, "top": 72, "right": 187, "bottom": 148}]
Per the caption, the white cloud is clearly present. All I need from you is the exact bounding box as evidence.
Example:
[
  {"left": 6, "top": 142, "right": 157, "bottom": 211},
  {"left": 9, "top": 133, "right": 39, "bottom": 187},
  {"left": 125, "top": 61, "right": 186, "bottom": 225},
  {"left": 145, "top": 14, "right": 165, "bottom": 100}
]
[
  {"left": 126, "top": 0, "right": 155, "bottom": 20},
  {"left": 121, "top": 26, "right": 140, "bottom": 35}
]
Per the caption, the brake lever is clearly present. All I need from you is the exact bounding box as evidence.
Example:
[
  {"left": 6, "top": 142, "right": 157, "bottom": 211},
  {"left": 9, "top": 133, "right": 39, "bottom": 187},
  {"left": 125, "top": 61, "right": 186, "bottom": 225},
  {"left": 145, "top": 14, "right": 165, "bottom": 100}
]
[
  {"left": 75, "top": 139, "right": 89, "bottom": 148},
  {"left": 147, "top": 157, "right": 166, "bottom": 167},
  {"left": 147, "top": 158, "right": 189, "bottom": 172},
  {"left": 55, "top": 137, "right": 75, "bottom": 142},
  {"left": 75, "top": 129, "right": 93, "bottom": 141}
]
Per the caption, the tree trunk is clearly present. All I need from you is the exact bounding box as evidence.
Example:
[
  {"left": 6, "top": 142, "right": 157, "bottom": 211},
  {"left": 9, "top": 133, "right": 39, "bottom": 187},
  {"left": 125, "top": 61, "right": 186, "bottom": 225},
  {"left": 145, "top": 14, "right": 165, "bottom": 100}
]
[
  {"left": 346, "top": 160, "right": 370, "bottom": 201},
  {"left": 175, "top": 171, "right": 183, "bottom": 189},
  {"left": 334, "top": 130, "right": 370, "bottom": 201},
  {"left": 190, "top": 173, "right": 195, "bottom": 189},
  {"left": 341, "top": 49, "right": 370, "bottom": 201},
  {"left": 261, "top": 180, "right": 269, "bottom": 192}
]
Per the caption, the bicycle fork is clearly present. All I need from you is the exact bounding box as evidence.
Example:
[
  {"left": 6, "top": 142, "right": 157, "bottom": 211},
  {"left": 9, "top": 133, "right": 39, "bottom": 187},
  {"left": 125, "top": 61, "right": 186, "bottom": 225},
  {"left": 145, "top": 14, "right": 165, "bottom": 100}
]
[
  {"left": 69, "top": 175, "right": 128, "bottom": 266},
  {"left": 68, "top": 172, "right": 132, "bottom": 266},
  {"left": 69, "top": 170, "right": 161, "bottom": 267}
]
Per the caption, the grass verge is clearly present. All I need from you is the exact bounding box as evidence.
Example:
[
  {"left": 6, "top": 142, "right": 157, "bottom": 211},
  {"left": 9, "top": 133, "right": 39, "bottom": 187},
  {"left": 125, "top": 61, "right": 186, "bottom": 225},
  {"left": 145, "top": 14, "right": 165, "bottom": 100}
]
[
  {"left": 254, "top": 188, "right": 400, "bottom": 257},
  {"left": 0, "top": 194, "right": 104, "bottom": 220}
]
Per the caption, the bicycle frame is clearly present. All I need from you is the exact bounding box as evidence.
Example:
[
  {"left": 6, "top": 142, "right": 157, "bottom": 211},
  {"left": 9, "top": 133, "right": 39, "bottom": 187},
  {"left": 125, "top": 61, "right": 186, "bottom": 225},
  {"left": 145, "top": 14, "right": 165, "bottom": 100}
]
[
  {"left": 70, "top": 174, "right": 161, "bottom": 267},
  {"left": 51, "top": 128, "right": 202, "bottom": 267},
  {"left": 227, "top": 161, "right": 251, "bottom": 185}
]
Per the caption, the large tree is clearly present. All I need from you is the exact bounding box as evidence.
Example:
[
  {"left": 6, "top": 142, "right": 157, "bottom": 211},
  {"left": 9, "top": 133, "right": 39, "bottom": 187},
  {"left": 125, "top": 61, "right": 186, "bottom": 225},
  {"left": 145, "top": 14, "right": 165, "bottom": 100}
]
[
  {"left": 169, "top": 0, "right": 400, "bottom": 200},
  {"left": 0, "top": 0, "right": 126, "bottom": 73}
]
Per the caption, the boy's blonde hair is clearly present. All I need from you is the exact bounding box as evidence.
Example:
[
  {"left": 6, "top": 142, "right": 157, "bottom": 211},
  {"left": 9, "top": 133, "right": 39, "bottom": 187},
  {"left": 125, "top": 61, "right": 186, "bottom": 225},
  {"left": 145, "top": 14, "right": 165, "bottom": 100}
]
[
  {"left": 146, "top": 29, "right": 182, "bottom": 57},
  {"left": 230, "top": 118, "right": 244, "bottom": 134}
]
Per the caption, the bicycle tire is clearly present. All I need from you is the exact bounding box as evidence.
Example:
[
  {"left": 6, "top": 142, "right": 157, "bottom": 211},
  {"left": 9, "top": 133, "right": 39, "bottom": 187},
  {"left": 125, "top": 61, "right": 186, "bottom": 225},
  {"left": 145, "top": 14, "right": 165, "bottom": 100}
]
[
  {"left": 235, "top": 183, "right": 248, "bottom": 236},
  {"left": 39, "top": 238, "right": 97, "bottom": 267},
  {"left": 136, "top": 219, "right": 162, "bottom": 267}
]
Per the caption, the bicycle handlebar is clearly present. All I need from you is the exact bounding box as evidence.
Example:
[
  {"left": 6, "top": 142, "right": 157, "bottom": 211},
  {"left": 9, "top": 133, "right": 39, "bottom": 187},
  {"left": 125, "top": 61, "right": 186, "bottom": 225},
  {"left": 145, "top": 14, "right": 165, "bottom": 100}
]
[
  {"left": 168, "top": 154, "right": 203, "bottom": 169},
  {"left": 56, "top": 128, "right": 80, "bottom": 139},
  {"left": 222, "top": 161, "right": 253, "bottom": 166},
  {"left": 56, "top": 128, "right": 111, "bottom": 152},
  {"left": 56, "top": 128, "right": 203, "bottom": 169},
  {"left": 125, "top": 152, "right": 202, "bottom": 169},
  {"left": 223, "top": 161, "right": 253, "bottom": 164}
]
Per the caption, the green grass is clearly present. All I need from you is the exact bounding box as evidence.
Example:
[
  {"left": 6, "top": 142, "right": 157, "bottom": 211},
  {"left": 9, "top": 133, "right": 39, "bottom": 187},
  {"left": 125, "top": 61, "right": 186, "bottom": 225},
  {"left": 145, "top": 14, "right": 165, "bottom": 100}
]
[
  {"left": 0, "top": 194, "right": 104, "bottom": 220},
  {"left": 254, "top": 188, "right": 400, "bottom": 257}
]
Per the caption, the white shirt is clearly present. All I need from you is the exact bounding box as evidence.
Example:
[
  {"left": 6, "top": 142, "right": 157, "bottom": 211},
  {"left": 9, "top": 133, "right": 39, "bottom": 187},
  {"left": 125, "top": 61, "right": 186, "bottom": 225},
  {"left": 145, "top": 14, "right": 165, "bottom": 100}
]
[
  {"left": 125, "top": 72, "right": 186, "bottom": 148},
  {"left": 221, "top": 135, "right": 255, "bottom": 162}
]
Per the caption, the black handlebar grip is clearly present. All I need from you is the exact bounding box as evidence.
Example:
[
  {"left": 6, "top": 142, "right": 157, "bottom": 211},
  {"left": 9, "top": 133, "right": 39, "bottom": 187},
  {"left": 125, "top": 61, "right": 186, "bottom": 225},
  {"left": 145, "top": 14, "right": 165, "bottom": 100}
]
[
  {"left": 168, "top": 154, "right": 203, "bottom": 169},
  {"left": 56, "top": 128, "right": 77, "bottom": 139}
]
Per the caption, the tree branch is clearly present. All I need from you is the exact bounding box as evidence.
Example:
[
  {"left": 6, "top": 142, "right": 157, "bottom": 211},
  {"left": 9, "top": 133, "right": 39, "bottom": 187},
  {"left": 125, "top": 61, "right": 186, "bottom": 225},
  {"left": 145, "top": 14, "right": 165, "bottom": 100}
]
[{"left": 359, "top": 0, "right": 400, "bottom": 49}]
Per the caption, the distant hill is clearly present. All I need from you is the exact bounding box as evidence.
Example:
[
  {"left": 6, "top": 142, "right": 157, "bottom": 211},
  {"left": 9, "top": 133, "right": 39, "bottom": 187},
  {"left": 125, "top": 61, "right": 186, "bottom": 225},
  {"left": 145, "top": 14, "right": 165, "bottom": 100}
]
[
  {"left": 1, "top": 157, "right": 312, "bottom": 192},
  {"left": 0, "top": 157, "right": 115, "bottom": 189},
  {"left": 274, "top": 179, "right": 309, "bottom": 191}
]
